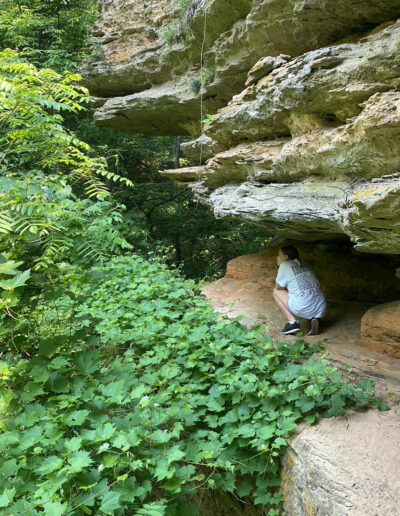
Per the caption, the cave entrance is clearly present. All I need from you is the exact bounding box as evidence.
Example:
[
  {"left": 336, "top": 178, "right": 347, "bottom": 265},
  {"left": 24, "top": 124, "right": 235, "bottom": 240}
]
[{"left": 201, "top": 241, "right": 400, "bottom": 387}]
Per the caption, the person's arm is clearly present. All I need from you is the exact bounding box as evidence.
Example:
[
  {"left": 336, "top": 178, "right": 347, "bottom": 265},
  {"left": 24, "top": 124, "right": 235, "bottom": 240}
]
[{"left": 275, "top": 262, "right": 289, "bottom": 290}]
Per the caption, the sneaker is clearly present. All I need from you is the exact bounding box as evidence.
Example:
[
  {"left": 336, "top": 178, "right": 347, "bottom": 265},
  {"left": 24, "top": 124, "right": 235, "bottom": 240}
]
[
  {"left": 282, "top": 321, "right": 300, "bottom": 335},
  {"left": 306, "top": 318, "right": 319, "bottom": 336}
]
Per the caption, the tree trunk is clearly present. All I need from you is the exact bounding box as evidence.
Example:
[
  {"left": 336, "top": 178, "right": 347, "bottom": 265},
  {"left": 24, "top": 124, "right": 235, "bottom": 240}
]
[{"left": 172, "top": 136, "right": 182, "bottom": 168}]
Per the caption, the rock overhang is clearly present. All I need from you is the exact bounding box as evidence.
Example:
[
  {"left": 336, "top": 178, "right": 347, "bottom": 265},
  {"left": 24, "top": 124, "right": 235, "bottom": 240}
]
[
  {"left": 82, "top": 0, "right": 400, "bottom": 133},
  {"left": 83, "top": 0, "right": 400, "bottom": 254}
]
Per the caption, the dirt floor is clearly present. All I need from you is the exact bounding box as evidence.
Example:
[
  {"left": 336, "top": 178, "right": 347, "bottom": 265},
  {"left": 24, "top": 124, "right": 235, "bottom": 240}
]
[{"left": 201, "top": 285, "right": 400, "bottom": 394}]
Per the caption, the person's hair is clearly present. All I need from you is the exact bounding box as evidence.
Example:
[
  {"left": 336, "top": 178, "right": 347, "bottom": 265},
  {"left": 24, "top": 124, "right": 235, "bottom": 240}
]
[{"left": 280, "top": 245, "right": 299, "bottom": 261}]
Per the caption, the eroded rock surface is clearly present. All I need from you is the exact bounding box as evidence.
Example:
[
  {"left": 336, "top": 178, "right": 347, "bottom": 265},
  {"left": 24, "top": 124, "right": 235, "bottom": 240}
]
[
  {"left": 281, "top": 407, "right": 400, "bottom": 516},
  {"left": 161, "top": 21, "right": 400, "bottom": 253},
  {"left": 361, "top": 301, "right": 400, "bottom": 358},
  {"left": 84, "top": 0, "right": 400, "bottom": 252},
  {"left": 83, "top": 0, "right": 400, "bottom": 134}
]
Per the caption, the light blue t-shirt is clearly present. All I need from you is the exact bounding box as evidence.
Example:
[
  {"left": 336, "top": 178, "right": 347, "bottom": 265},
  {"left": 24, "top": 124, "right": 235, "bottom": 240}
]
[{"left": 276, "top": 259, "right": 327, "bottom": 319}]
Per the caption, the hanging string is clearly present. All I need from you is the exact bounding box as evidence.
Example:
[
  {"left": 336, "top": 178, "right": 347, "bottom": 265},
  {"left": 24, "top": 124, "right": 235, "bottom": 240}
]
[{"left": 199, "top": 0, "right": 207, "bottom": 166}]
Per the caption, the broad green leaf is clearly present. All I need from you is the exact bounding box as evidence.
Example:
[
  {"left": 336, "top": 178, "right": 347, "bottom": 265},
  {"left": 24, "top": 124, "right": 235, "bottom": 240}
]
[
  {"left": 357, "top": 378, "right": 375, "bottom": 393},
  {"left": 150, "top": 429, "right": 171, "bottom": 444},
  {"left": 0, "top": 459, "right": 18, "bottom": 479},
  {"left": 111, "top": 432, "right": 130, "bottom": 450},
  {"left": 0, "top": 487, "right": 15, "bottom": 508},
  {"left": 20, "top": 382, "right": 44, "bottom": 402},
  {"left": 64, "top": 436, "right": 82, "bottom": 453},
  {"left": 68, "top": 450, "right": 93, "bottom": 472},
  {"left": 19, "top": 426, "right": 43, "bottom": 451},
  {"left": 236, "top": 480, "right": 252, "bottom": 497},
  {"left": 166, "top": 445, "right": 185, "bottom": 464},
  {"left": 0, "top": 260, "right": 23, "bottom": 275},
  {"left": 30, "top": 365, "right": 50, "bottom": 383},
  {"left": 76, "top": 349, "right": 101, "bottom": 375},
  {"left": 0, "top": 431, "right": 21, "bottom": 452},
  {"left": 136, "top": 501, "right": 167, "bottom": 516},
  {"left": 65, "top": 410, "right": 90, "bottom": 426},
  {"left": 44, "top": 501, "right": 67, "bottom": 516},
  {"left": 101, "top": 454, "right": 118, "bottom": 469},
  {"left": 272, "top": 437, "right": 287, "bottom": 449},
  {"left": 257, "top": 424, "right": 275, "bottom": 441},
  {"left": 236, "top": 424, "right": 255, "bottom": 438},
  {"left": 15, "top": 403, "right": 46, "bottom": 427},
  {"left": 154, "top": 459, "right": 175, "bottom": 482},
  {"left": 38, "top": 456, "right": 63, "bottom": 475},
  {"left": 99, "top": 490, "right": 121, "bottom": 515},
  {"left": 0, "top": 269, "right": 30, "bottom": 290},
  {"left": 0, "top": 388, "right": 13, "bottom": 414}
]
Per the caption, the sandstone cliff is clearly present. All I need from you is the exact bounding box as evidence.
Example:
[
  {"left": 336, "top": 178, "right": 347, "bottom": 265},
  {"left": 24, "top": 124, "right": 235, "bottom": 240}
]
[{"left": 83, "top": 0, "right": 400, "bottom": 253}]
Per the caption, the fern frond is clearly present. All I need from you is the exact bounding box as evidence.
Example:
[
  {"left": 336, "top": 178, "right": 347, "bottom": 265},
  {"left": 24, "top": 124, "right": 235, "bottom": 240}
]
[{"left": 0, "top": 212, "right": 13, "bottom": 234}]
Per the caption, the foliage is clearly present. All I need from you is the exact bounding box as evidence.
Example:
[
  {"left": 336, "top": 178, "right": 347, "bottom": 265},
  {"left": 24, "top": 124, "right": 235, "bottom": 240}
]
[
  {"left": 76, "top": 121, "right": 272, "bottom": 280},
  {"left": 0, "top": 255, "right": 387, "bottom": 515},
  {"left": 0, "top": 50, "right": 131, "bottom": 196},
  {"left": 118, "top": 182, "right": 272, "bottom": 279},
  {"left": 189, "top": 78, "right": 202, "bottom": 94},
  {"left": 0, "top": 0, "right": 269, "bottom": 283},
  {"left": 0, "top": 0, "right": 98, "bottom": 71},
  {"left": 158, "top": 0, "right": 194, "bottom": 42},
  {"left": 0, "top": 50, "right": 132, "bottom": 326}
]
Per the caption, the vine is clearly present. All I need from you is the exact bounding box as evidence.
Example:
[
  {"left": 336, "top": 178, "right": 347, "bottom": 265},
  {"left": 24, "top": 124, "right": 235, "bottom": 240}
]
[{"left": 0, "top": 256, "right": 386, "bottom": 515}]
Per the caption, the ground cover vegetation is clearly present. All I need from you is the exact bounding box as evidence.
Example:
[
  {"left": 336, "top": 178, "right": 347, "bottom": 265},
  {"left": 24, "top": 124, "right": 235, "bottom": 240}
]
[{"left": 0, "top": 1, "right": 389, "bottom": 515}]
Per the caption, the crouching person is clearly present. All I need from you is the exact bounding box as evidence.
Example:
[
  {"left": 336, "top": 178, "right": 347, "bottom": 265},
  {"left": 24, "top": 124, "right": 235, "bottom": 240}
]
[{"left": 273, "top": 245, "right": 327, "bottom": 335}]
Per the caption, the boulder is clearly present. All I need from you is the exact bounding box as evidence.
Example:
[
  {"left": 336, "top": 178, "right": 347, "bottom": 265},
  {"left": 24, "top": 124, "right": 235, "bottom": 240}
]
[
  {"left": 281, "top": 407, "right": 400, "bottom": 515},
  {"left": 361, "top": 301, "right": 400, "bottom": 358}
]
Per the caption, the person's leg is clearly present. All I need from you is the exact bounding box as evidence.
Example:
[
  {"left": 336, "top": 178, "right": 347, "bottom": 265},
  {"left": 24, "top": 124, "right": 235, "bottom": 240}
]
[
  {"left": 272, "top": 287, "right": 297, "bottom": 322},
  {"left": 306, "top": 318, "right": 319, "bottom": 335}
]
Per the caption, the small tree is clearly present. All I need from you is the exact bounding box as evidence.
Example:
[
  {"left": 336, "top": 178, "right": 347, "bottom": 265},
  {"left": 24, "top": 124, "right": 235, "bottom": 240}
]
[{"left": 0, "top": 50, "right": 131, "bottom": 330}]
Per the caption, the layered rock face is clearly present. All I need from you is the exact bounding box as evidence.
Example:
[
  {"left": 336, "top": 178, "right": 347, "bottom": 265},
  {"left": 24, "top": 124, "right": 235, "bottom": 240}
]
[
  {"left": 162, "top": 19, "right": 400, "bottom": 253},
  {"left": 83, "top": 0, "right": 400, "bottom": 252},
  {"left": 281, "top": 407, "right": 400, "bottom": 516},
  {"left": 361, "top": 301, "right": 400, "bottom": 358}
]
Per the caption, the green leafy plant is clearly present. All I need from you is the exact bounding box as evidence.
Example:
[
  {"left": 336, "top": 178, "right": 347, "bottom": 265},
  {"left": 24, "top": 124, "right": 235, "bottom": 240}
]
[
  {"left": 0, "top": 49, "right": 132, "bottom": 328},
  {"left": 0, "top": 50, "right": 132, "bottom": 197},
  {"left": 201, "top": 113, "right": 215, "bottom": 125},
  {"left": 202, "top": 69, "right": 215, "bottom": 85},
  {"left": 0, "top": 255, "right": 387, "bottom": 515},
  {"left": 190, "top": 78, "right": 202, "bottom": 94},
  {"left": 159, "top": 0, "right": 194, "bottom": 42}
]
